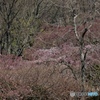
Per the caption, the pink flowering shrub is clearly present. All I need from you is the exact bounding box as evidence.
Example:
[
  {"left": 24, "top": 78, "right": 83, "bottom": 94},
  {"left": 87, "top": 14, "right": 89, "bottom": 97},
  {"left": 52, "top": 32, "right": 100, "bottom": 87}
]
[
  {"left": 0, "top": 54, "right": 25, "bottom": 69},
  {"left": 0, "top": 19, "right": 100, "bottom": 99}
]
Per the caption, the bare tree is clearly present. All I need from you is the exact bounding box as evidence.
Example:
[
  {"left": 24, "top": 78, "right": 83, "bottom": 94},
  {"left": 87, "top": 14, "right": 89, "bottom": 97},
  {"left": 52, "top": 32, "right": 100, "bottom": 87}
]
[
  {"left": 45, "top": 0, "right": 99, "bottom": 97},
  {"left": 0, "top": 0, "right": 22, "bottom": 54}
]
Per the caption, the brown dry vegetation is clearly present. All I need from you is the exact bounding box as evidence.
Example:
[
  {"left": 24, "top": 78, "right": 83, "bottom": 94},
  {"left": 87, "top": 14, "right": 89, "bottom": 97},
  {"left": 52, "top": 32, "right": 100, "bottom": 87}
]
[
  {"left": 0, "top": 60, "right": 99, "bottom": 100},
  {"left": 0, "top": 64, "right": 78, "bottom": 99}
]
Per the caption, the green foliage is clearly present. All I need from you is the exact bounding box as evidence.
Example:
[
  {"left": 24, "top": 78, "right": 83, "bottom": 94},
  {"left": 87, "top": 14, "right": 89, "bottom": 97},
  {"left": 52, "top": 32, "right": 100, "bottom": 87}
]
[{"left": 3, "top": 13, "right": 43, "bottom": 55}]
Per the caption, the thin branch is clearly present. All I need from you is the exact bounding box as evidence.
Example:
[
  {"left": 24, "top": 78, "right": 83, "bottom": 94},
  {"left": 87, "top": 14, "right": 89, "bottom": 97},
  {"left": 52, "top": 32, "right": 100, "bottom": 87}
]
[
  {"left": 74, "top": 14, "right": 80, "bottom": 40},
  {"left": 60, "top": 61, "right": 77, "bottom": 80},
  {"left": 81, "top": 28, "right": 88, "bottom": 39}
]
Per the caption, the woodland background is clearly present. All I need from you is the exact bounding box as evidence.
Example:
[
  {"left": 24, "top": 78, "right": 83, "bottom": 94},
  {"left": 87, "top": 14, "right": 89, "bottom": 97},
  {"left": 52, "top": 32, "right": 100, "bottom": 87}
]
[{"left": 0, "top": 0, "right": 100, "bottom": 99}]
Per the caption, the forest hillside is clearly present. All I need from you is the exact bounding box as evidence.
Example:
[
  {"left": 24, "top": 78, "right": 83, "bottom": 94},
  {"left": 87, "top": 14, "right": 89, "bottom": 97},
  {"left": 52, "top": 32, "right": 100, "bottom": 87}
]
[{"left": 0, "top": 0, "right": 100, "bottom": 99}]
